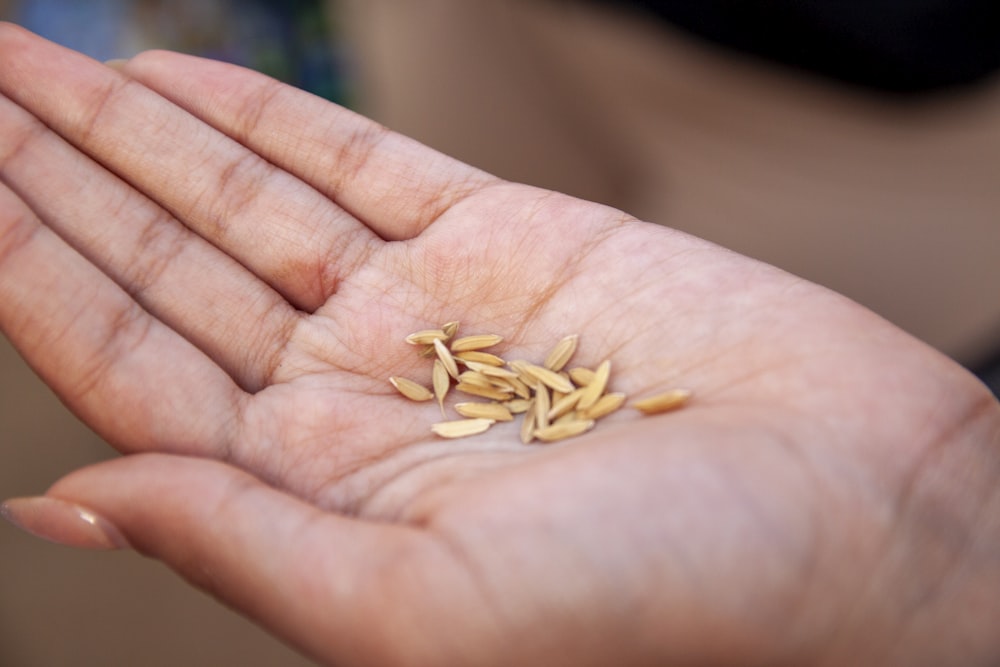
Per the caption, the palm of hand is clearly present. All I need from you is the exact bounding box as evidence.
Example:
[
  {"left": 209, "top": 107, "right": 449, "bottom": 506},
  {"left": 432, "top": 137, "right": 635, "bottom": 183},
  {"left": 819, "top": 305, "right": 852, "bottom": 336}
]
[{"left": 1, "top": 24, "right": 997, "bottom": 667}]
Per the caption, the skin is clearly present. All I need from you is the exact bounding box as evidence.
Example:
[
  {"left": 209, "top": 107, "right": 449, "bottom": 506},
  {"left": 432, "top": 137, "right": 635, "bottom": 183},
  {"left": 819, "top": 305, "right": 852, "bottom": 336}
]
[{"left": 0, "top": 23, "right": 998, "bottom": 667}]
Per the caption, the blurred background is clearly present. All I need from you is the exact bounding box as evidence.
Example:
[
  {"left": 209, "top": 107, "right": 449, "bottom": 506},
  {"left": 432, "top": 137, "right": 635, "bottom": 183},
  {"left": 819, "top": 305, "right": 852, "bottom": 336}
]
[{"left": 1, "top": 0, "right": 998, "bottom": 665}]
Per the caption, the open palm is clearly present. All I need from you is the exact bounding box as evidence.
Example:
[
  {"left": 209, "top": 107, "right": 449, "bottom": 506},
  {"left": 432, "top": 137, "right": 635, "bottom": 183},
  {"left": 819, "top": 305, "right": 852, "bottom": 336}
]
[{"left": 1, "top": 24, "right": 998, "bottom": 667}]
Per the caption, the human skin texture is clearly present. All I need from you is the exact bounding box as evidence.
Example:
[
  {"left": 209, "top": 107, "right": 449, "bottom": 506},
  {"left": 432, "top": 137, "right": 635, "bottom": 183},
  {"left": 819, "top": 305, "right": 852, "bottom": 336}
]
[{"left": 0, "top": 24, "right": 998, "bottom": 667}]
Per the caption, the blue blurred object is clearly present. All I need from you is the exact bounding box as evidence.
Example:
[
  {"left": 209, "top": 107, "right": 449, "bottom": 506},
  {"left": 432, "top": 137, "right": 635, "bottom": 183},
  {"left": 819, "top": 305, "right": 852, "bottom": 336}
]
[{"left": 3, "top": 0, "right": 348, "bottom": 103}]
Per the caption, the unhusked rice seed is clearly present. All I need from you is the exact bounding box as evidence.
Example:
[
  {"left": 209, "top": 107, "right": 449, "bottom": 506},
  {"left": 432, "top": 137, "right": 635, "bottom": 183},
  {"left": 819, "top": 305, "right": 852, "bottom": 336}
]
[
  {"left": 544, "top": 334, "right": 579, "bottom": 372},
  {"left": 633, "top": 389, "right": 693, "bottom": 414},
  {"left": 505, "top": 398, "right": 533, "bottom": 414},
  {"left": 578, "top": 392, "right": 626, "bottom": 420},
  {"left": 442, "top": 321, "right": 461, "bottom": 338},
  {"left": 568, "top": 367, "right": 596, "bottom": 387},
  {"left": 520, "top": 363, "right": 575, "bottom": 394},
  {"left": 434, "top": 338, "right": 460, "bottom": 380},
  {"left": 433, "top": 359, "right": 450, "bottom": 416},
  {"left": 534, "top": 419, "right": 595, "bottom": 442},
  {"left": 431, "top": 418, "right": 495, "bottom": 439},
  {"left": 577, "top": 360, "right": 610, "bottom": 410},
  {"left": 455, "top": 350, "right": 506, "bottom": 366},
  {"left": 455, "top": 382, "right": 513, "bottom": 401},
  {"left": 405, "top": 329, "right": 448, "bottom": 345},
  {"left": 398, "top": 322, "right": 689, "bottom": 443},
  {"left": 450, "top": 334, "right": 503, "bottom": 352},
  {"left": 455, "top": 402, "right": 514, "bottom": 422},
  {"left": 390, "top": 376, "right": 434, "bottom": 402}
]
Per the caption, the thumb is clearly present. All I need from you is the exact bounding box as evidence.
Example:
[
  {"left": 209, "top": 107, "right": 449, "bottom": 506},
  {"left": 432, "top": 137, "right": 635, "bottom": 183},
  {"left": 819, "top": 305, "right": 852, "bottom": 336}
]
[{"left": 3, "top": 453, "right": 437, "bottom": 666}]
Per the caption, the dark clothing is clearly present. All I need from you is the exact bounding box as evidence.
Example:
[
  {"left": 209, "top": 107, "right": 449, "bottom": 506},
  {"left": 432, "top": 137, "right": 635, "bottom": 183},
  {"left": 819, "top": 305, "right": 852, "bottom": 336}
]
[{"left": 586, "top": 0, "right": 1000, "bottom": 93}]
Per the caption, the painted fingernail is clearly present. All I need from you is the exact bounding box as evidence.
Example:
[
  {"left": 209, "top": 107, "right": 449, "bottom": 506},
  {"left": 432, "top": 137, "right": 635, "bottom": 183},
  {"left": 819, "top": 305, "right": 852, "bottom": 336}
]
[{"left": 0, "top": 496, "right": 129, "bottom": 550}]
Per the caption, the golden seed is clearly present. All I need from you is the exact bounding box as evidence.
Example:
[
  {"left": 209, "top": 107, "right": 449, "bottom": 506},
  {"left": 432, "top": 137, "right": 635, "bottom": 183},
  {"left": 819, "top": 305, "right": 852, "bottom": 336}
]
[
  {"left": 464, "top": 361, "right": 520, "bottom": 378},
  {"left": 432, "top": 359, "right": 450, "bottom": 416},
  {"left": 534, "top": 419, "right": 595, "bottom": 442},
  {"left": 521, "top": 363, "right": 575, "bottom": 394},
  {"left": 455, "top": 402, "right": 514, "bottom": 422},
  {"left": 553, "top": 411, "right": 580, "bottom": 425},
  {"left": 405, "top": 329, "right": 448, "bottom": 345},
  {"left": 577, "top": 360, "right": 611, "bottom": 410},
  {"left": 544, "top": 334, "right": 579, "bottom": 371},
  {"left": 548, "top": 387, "right": 586, "bottom": 421},
  {"left": 578, "top": 392, "right": 626, "bottom": 420},
  {"left": 633, "top": 389, "right": 693, "bottom": 414},
  {"left": 431, "top": 418, "right": 495, "bottom": 439},
  {"left": 451, "top": 334, "right": 504, "bottom": 352},
  {"left": 455, "top": 350, "right": 505, "bottom": 366},
  {"left": 389, "top": 376, "right": 434, "bottom": 402},
  {"left": 434, "top": 338, "right": 460, "bottom": 380},
  {"left": 455, "top": 382, "right": 513, "bottom": 401},
  {"left": 441, "top": 321, "right": 460, "bottom": 339},
  {"left": 458, "top": 369, "right": 494, "bottom": 387},
  {"left": 534, "top": 382, "right": 551, "bottom": 430},
  {"left": 504, "top": 375, "right": 532, "bottom": 400},
  {"left": 504, "top": 398, "right": 533, "bottom": 414},
  {"left": 568, "top": 367, "right": 596, "bottom": 387},
  {"left": 520, "top": 403, "right": 537, "bottom": 444}
]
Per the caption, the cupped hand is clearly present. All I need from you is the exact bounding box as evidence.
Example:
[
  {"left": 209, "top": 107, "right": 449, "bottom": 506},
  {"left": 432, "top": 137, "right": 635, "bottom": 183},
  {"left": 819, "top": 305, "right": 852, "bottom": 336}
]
[{"left": 1, "top": 24, "right": 997, "bottom": 667}]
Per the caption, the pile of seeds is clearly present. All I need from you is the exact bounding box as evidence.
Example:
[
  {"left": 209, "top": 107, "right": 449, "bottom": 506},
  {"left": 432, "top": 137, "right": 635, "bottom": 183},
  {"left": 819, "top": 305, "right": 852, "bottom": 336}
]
[{"left": 390, "top": 321, "right": 691, "bottom": 443}]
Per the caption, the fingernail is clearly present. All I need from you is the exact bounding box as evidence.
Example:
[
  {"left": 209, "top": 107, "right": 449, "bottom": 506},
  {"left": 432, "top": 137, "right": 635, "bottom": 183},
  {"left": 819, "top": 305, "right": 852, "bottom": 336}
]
[
  {"left": 1, "top": 496, "right": 129, "bottom": 550},
  {"left": 104, "top": 58, "right": 129, "bottom": 71}
]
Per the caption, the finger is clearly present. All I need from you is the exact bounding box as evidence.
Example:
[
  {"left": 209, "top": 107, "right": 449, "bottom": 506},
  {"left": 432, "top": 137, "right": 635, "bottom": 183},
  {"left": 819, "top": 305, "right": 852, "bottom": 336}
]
[
  {"left": 0, "top": 92, "right": 299, "bottom": 391},
  {"left": 118, "top": 49, "right": 500, "bottom": 240},
  {"left": 0, "top": 182, "right": 240, "bottom": 456},
  {"left": 0, "top": 23, "right": 376, "bottom": 311},
  {"left": 42, "top": 454, "right": 460, "bottom": 666}
]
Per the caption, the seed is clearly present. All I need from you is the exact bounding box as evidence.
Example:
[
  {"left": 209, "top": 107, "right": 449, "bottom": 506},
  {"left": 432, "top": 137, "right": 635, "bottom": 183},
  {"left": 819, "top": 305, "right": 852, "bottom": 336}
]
[
  {"left": 503, "top": 375, "right": 532, "bottom": 400},
  {"left": 520, "top": 402, "right": 537, "bottom": 444},
  {"left": 568, "top": 367, "right": 596, "bottom": 387},
  {"left": 548, "top": 387, "right": 586, "bottom": 420},
  {"left": 458, "top": 370, "right": 492, "bottom": 387},
  {"left": 431, "top": 418, "right": 495, "bottom": 439},
  {"left": 455, "top": 350, "right": 505, "bottom": 366},
  {"left": 578, "top": 392, "right": 626, "bottom": 420},
  {"left": 544, "top": 334, "right": 579, "bottom": 371},
  {"left": 389, "top": 376, "right": 434, "bottom": 402},
  {"left": 534, "top": 419, "right": 595, "bottom": 443},
  {"left": 504, "top": 398, "right": 533, "bottom": 414},
  {"left": 434, "top": 338, "right": 460, "bottom": 380},
  {"left": 455, "top": 402, "right": 514, "bottom": 422},
  {"left": 520, "top": 363, "right": 575, "bottom": 394},
  {"left": 576, "top": 360, "right": 610, "bottom": 410},
  {"left": 553, "top": 411, "right": 580, "bottom": 425},
  {"left": 534, "top": 382, "right": 551, "bottom": 430},
  {"left": 405, "top": 329, "right": 448, "bottom": 345},
  {"left": 451, "top": 334, "right": 504, "bottom": 352},
  {"left": 441, "top": 321, "right": 460, "bottom": 339},
  {"left": 464, "top": 361, "right": 520, "bottom": 378},
  {"left": 456, "top": 382, "right": 513, "bottom": 401},
  {"left": 432, "top": 359, "right": 450, "bottom": 416},
  {"left": 633, "top": 389, "right": 692, "bottom": 414}
]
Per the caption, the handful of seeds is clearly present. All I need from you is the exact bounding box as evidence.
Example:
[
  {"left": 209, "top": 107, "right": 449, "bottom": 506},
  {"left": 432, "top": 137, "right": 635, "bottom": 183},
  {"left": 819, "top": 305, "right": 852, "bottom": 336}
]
[{"left": 390, "top": 321, "right": 691, "bottom": 443}]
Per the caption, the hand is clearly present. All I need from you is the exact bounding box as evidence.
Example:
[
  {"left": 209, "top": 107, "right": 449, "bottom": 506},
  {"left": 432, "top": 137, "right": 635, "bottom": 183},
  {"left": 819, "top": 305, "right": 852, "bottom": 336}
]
[{"left": 1, "top": 24, "right": 998, "bottom": 667}]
